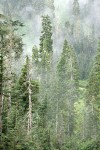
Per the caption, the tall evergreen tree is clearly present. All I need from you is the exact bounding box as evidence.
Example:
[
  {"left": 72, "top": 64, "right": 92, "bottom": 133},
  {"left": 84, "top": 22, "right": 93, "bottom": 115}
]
[
  {"left": 39, "top": 15, "right": 53, "bottom": 73},
  {"left": 56, "top": 39, "right": 78, "bottom": 140},
  {"left": 86, "top": 40, "right": 100, "bottom": 139},
  {"left": 72, "top": 0, "right": 80, "bottom": 39},
  {"left": 34, "top": 15, "right": 53, "bottom": 150},
  {"left": 16, "top": 56, "right": 39, "bottom": 113},
  {"left": 32, "top": 15, "right": 53, "bottom": 78},
  {"left": 0, "top": 14, "right": 7, "bottom": 136},
  {"left": 3, "top": 56, "right": 39, "bottom": 150},
  {"left": 0, "top": 14, "right": 24, "bottom": 149}
]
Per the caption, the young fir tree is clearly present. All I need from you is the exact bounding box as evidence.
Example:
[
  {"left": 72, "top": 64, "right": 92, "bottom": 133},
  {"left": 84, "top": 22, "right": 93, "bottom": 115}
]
[
  {"left": 56, "top": 40, "right": 79, "bottom": 141},
  {"left": 86, "top": 40, "right": 100, "bottom": 139}
]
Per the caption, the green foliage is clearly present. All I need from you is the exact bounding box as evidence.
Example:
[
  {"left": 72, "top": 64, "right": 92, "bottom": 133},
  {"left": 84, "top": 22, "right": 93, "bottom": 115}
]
[
  {"left": 14, "top": 56, "right": 39, "bottom": 112},
  {"left": 0, "top": 2, "right": 100, "bottom": 149},
  {"left": 39, "top": 15, "right": 53, "bottom": 71},
  {"left": 55, "top": 39, "right": 79, "bottom": 141},
  {"left": 57, "top": 39, "right": 79, "bottom": 90},
  {"left": 87, "top": 40, "right": 100, "bottom": 101},
  {"left": 78, "top": 139, "right": 100, "bottom": 150},
  {"left": 32, "top": 45, "right": 39, "bottom": 66},
  {"left": 0, "top": 15, "right": 24, "bottom": 146},
  {"left": 86, "top": 40, "right": 100, "bottom": 138},
  {"left": 37, "top": 94, "right": 51, "bottom": 150},
  {"left": 0, "top": 16, "right": 23, "bottom": 58}
]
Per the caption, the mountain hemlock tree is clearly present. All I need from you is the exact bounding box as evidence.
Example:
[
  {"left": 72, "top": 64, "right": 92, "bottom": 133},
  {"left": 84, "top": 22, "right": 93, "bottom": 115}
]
[
  {"left": 57, "top": 40, "right": 79, "bottom": 141},
  {"left": 86, "top": 40, "right": 100, "bottom": 139}
]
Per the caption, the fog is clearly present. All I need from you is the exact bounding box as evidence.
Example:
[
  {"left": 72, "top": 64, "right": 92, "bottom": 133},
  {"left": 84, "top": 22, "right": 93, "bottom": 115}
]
[{"left": 0, "top": 0, "right": 100, "bottom": 55}]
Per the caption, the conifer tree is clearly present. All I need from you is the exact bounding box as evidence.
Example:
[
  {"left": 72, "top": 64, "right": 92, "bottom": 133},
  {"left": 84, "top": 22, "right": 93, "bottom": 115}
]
[
  {"left": 32, "top": 15, "right": 53, "bottom": 78},
  {"left": 0, "top": 14, "right": 7, "bottom": 136},
  {"left": 86, "top": 40, "right": 100, "bottom": 139},
  {"left": 32, "top": 45, "right": 41, "bottom": 78},
  {"left": 32, "top": 45, "right": 39, "bottom": 66},
  {"left": 16, "top": 56, "right": 39, "bottom": 113},
  {"left": 56, "top": 40, "right": 78, "bottom": 140},
  {"left": 35, "top": 15, "right": 53, "bottom": 150},
  {"left": 0, "top": 14, "right": 24, "bottom": 149},
  {"left": 72, "top": 0, "right": 81, "bottom": 39},
  {"left": 39, "top": 15, "right": 53, "bottom": 73},
  {"left": 3, "top": 56, "right": 39, "bottom": 149}
]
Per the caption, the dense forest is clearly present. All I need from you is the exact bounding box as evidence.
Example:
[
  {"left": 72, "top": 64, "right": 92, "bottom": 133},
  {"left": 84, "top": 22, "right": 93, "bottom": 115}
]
[{"left": 0, "top": 0, "right": 100, "bottom": 149}]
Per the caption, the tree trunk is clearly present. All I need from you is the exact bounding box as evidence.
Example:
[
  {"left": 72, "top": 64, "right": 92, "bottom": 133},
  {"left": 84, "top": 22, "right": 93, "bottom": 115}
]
[
  {"left": 0, "top": 95, "right": 2, "bottom": 135},
  {"left": 0, "top": 47, "right": 3, "bottom": 135},
  {"left": 56, "top": 99, "right": 59, "bottom": 138},
  {"left": 28, "top": 62, "right": 32, "bottom": 135}
]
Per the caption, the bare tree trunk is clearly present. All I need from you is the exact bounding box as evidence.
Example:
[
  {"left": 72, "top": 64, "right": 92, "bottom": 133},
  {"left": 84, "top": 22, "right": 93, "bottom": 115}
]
[
  {"left": 28, "top": 77, "right": 32, "bottom": 134},
  {"left": 6, "top": 23, "right": 13, "bottom": 111},
  {"left": 56, "top": 99, "right": 59, "bottom": 138},
  {"left": 0, "top": 95, "right": 2, "bottom": 135},
  {"left": 82, "top": 110, "right": 85, "bottom": 139},
  {"left": 27, "top": 61, "right": 32, "bottom": 135},
  {"left": 0, "top": 40, "right": 3, "bottom": 135}
]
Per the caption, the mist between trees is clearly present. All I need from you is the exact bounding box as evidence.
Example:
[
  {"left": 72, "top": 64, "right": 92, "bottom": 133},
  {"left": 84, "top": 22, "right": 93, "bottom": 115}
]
[{"left": 0, "top": 0, "right": 100, "bottom": 150}]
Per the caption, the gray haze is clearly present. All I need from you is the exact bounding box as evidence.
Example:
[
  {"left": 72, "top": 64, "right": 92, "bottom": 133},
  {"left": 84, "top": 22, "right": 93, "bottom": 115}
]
[{"left": 0, "top": 0, "right": 100, "bottom": 55}]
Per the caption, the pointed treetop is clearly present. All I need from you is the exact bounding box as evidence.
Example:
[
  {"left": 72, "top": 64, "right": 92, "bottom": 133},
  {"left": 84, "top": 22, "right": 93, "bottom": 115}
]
[
  {"left": 73, "top": 0, "right": 80, "bottom": 16},
  {"left": 26, "top": 55, "right": 29, "bottom": 62},
  {"left": 63, "top": 39, "right": 69, "bottom": 48},
  {"left": 62, "top": 39, "right": 73, "bottom": 54}
]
